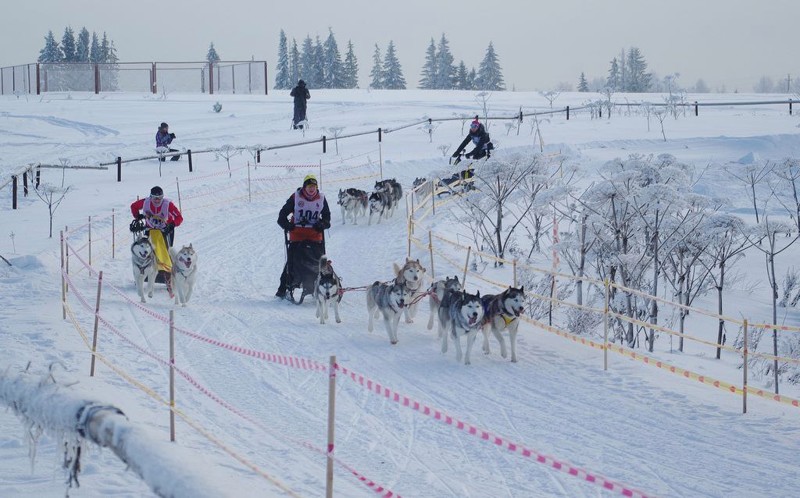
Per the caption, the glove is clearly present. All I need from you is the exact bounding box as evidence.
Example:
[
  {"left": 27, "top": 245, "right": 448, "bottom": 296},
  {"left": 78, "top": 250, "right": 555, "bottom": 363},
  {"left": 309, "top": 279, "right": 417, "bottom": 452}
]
[
  {"left": 136, "top": 213, "right": 145, "bottom": 220},
  {"left": 286, "top": 223, "right": 296, "bottom": 232},
  {"left": 313, "top": 221, "right": 326, "bottom": 232},
  {"left": 169, "top": 133, "right": 176, "bottom": 139},
  {"left": 162, "top": 222, "right": 175, "bottom": 235},
  {"left": 465, "top": 151, "right": 474, "bottom": 159}
]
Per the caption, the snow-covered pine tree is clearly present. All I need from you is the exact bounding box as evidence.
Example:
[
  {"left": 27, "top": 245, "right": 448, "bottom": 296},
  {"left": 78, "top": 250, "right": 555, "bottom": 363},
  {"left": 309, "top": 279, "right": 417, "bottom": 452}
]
[
  {"left": 61, "top": 27, "right": 76, "bottom": 62},
  {"left": 342, "top": 40, "right": 359, "bottom": 89},
  {"left": 606, "top": 57, "right": 619, "bottom": 91},
  {"left": 433, "top": 34, "right": 455, "bottom": 89},
  {"left": 76, "top": 28, "right": 90, "bottom": 63},
  {"left": 382, "top": 41, "right": 406, "bottom": 90},
  {"left": 274, "top": 30, "right": 292, "bottom": 90},
  {"left": 89, "top": 32, "right": 101, "bottom": 63},
  {"left": 578, "top": 72, "right": 589, "bottom": 92},
  {"left": 290, "top": 39, "right": 301, "bottom": 85},
  {"left": 626, "top": 47, "right": 651, "bottom": 92},
  {"left": 475, "top": 41, "right": 505, "bottom": 91},
  {"left": 467, "top": 68, "right": 477, "bottom": 90},
  {"left": 38, "top": 31, "right": 62, "bottom": 63},
  {"left": 300, "top": 36, "right": 315, "bottom": 86},
  {"left": 369, "top": 44, "right": 383, "bottom": 89},
  {"left": 207, "top": 42, "right": 221, "bottom": 63},
  {"left": 454, "top": 61, "right": 469, "bottom": 90},
  {"left": 100, "top": 33, "right": 119, "bottom": 91},
  {"left": 322, "top": 28, "right": 343, "bottom": 89},
  {"left": 312, "top": 35, "right": 325, "bottom": 88},
  {"left": 418, "top": 38, "right": 437, "bottom": 89}
]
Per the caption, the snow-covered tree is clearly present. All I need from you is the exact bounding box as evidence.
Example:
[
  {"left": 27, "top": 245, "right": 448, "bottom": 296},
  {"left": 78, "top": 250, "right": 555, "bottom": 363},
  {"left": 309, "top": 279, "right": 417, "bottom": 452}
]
[
  {"left": 454, "top": 61, "right": 470, "bottom": 90},
  {"left": 475, "top": 42, "right": 505, "bottom": 91},
  {"left": 312, "top": 36, "right": 325, "bottom": 88},
  {"left": 606, "top": 58, "right": 619, "bottom": 91},
  {"left": 382, "top": 41, "right": 405, "bottom": 90},
  {"left": 578, "top": 72, "right": 589, "bottom": 92},
  {"left": 76, "top": 28, "right": 90, "bottom": 63},
  {"left": 322, "top": 28, "right": 343, "bottom": 89},
  {"left": 38, "top": 31, "right": 61, "bottom": 63},
  {"left": 418, "top": 38, "right": 437, "bottom": 89},
  {"left": 626, "top": 47, "right": 651, "bottom": 92},
  {"left": 300, "top": 36, "right": 315, "bottom": 86},
  {"left": 274, "top": 30, "right": 292, "bottom": 90},
  {"left": 342, "top": 40, "right": 359, "bottom": 89},
  {"left": 433, "top": 34, "right": 456, "bottom": 89},
  {"left": 89, "top": 32, "right": 101, "bottom": 63},
  {"left": 206, "top": 42, "right": 220, "bottom": 63},
  {"left": 369, "top": 44, "right": 383, "bottom": 89},
  {"left": 61, "top": 27, "right": 76, "bottom": 62},
  {"left": 289, "top": 39, "right": 300, "bottom": 85}
]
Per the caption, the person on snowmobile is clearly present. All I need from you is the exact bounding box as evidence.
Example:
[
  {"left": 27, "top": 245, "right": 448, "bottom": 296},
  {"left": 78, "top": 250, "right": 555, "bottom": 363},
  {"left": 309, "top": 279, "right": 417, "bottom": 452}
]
[
  {"left": 290, "top": 80, "right": 311, "bottom": 130},
  {"left": 275, "top": 174, "right": 331, "bottom": 299},
  {"left": 155, "top": 122, "right": 180, "bottom": 161},
  {"left": 451, "top": 117, "right": 493, "bottom": 164}
]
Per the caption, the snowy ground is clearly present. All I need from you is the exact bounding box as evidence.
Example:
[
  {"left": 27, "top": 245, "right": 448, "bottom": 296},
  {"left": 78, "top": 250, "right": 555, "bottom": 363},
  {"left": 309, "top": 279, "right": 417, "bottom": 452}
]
[{"left": 1, "top": 90, "right": 800, "bottom": 497}]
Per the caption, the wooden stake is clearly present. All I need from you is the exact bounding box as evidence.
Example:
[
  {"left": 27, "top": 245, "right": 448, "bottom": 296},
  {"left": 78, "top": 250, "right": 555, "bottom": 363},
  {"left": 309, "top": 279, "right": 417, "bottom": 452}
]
[
  {"left": 247, "top": 162, "right": 252, "bottom": 202},
  {"left": 90, "top": 271, "right": 103, "bottom": 377},
  {"left": 462, "top": 247, "right": 471, "bottom": 287},
  {"left": 170, "top": 310, "right": 176, "bottom": 442},
  {"left": 604, "top": 278, "right": 610, "bottom": 371},
  {"left": 743, "top": 319, "right": 748, "bottom": 414},
  {"left": 60, "top": 230, "right": 66, "bottom": 319},
  {"left": 176, "top": 177, "right": 182, "bottom": 212},
  {"left": 428, "top": 231, "right": 435, "bottom": 279},
  {"left": 325, "top": 355, "right": 337, "bottom": 498},
  {"left": 88, "top": 216, "right": 92, "bottom": 266},
  {"left": 111, "top": 208, "right": 115, "bottom": 259}
]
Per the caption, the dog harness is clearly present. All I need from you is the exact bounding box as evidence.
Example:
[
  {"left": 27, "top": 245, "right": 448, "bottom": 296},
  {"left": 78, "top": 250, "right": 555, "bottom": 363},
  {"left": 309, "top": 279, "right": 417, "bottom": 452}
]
[{"left": 133, "top": 251, "right": 154, "bottom": 275}]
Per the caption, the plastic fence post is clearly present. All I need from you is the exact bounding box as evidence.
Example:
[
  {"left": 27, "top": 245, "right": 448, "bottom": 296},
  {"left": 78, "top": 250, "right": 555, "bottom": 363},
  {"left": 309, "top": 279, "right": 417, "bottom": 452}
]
[
  {"left": 116, "top": 157, "right": 122, "bottom": 182},
  {"left": 88, "top": 216, "right": 92, "bottom": 266},
  {"left": 326, "top": 355, "right": 337, "bottom": 498},
  {"left": 428, "top": 231, "right": 435, "bottom": 279},
  {"left": 170, "top": 310, "right": 176, "bottom": 442},
  {"left": 604, "top": 278, "right": 610, "bottom": 371},
  {"left": 743, "top": 319, "right": 748, "bottom": 414},
  {"left": 60, "top": 230, "right": 66, "bottom": 319},
  {"left": 90, "top": 271, "right": 103, "bottom": 377},
  {"left": 112, "top": 208, "right": 115, "bottom": 260},
  {"left": 188, "top": 149, "right": 193, "bottom": 172},
  {"left": 11, "top": 176, "right": 17, "bottom": 209}
]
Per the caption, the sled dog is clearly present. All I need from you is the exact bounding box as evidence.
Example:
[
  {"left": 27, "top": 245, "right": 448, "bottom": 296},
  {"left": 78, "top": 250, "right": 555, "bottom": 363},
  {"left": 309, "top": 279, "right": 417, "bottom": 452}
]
[
  {"left": 368, "top": 191, "right": 390, "bottom": 225},
  {"left": 374, "top": 178, "right": 402, "bottom": 218},
  {"left": 366, "top": 279, "right": 411, "bottom": 345},
  {"left": 481, "top": 286, "right": 526, "bottom": 363},
  {"left": 314, "top": 255, "right": 342, "bottom": 324},
  {"left": 337, "top": 188, "right": 368, "bottom": 225},
  {"left": 439, "top": 290, "right": 485, "bottom": 365},
  {"left": 392, "top": 258, "right": 427, "bottom": 324},
  {"left": 426, "top": 276, "right": 463, "bottom": 333},
  {"left": 170, "top": 244, "right": 197, "bottom": 307},
  {"left": 131, "top": 237, "right": 158, "bottom": 303},
  {"left": 412, "top": 177, "right": 433, "bottom": 203}
]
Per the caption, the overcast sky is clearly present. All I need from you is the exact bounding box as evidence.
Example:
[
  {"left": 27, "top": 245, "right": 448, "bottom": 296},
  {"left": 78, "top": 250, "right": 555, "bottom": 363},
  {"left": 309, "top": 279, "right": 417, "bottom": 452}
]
[{"left": 3, "top": 0, "right": 797, "bottom": 92}]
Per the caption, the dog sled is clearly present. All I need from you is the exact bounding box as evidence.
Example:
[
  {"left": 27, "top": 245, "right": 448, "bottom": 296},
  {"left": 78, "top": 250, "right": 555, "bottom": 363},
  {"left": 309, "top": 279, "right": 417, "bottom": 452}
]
[{"left": 281, "top": 232, "right": 325, "bottom": 305}]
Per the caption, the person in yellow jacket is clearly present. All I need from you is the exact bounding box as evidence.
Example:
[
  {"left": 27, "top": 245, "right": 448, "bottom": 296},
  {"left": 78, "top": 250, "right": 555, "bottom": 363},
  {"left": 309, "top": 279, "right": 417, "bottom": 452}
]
[{"left": 275, "top": 174, "right": 331, "bottom": 301}]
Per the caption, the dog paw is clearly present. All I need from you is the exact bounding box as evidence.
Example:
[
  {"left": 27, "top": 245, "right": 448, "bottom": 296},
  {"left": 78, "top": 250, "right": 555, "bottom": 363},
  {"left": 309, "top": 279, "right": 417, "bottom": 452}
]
[{"left": 336, "top": 318, "right": 341, "bottom": 323}]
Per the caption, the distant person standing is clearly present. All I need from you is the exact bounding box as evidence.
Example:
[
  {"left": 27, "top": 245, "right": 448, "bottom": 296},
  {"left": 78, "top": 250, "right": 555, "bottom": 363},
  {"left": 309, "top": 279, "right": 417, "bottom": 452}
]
[
  {"left": 290, "top": 79, "right": 310, "bottom": 129},
  {"left": 155, "top": 122, "right": 180, "bottom": 161}
]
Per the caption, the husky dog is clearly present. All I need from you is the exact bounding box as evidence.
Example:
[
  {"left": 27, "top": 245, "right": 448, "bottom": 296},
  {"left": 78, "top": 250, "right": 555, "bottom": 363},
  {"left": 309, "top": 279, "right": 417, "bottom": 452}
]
[
  {"left": 426, "top": 276, "right": 463, "bottom": 332},
  {"left": 481, "top": 286, "right": 526, "bottom": 363},
  {"left": 366, "top": 279, "right": 411, "bottom": 345},
  {"left": 374, "top": 179, "right": 402, "bottom": 218},
  {"left": 392, "top": 258, "right": 427, "bottom": 324},
  {"left": 368, "top": 191, "right": 390, "bottom": 225},
  {"left": 170, "top": 244, "right": 197, "bottom": 307},
  {"left": 314, "top": 255, "right": 342, "bottom": 324},
  {"left": 439, "top": 290, "right": 485, "bottom": 365},
  {"left": 337, "top": 188, "right": 368, "bottom": 225},
  {"left": 131, "top": 237, "right": 158, "bottom": 303}
]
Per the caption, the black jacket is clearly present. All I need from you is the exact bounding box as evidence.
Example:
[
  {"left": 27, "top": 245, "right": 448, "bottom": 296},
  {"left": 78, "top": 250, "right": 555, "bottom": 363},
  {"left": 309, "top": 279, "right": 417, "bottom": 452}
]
[
  {"left": 453, "top": 123, "right": 491, "bottom": 156},
  {"left": 290, "top": 83, "right": 310, "bottom": 110}
]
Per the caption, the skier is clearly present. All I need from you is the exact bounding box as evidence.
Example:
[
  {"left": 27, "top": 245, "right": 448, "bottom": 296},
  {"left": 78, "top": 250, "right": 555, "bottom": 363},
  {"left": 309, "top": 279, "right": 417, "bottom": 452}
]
[
  {"left": 290, "top": 79, "right": 311, "bottom": 129},
  {"left": 155, "top": 122, "right": 180, "bottom": 161},
  {"left": 275, "top": 174, "right": 331, "bottom": 302},
  {"left": 451, "top": 117, "right": 493, "bottom": 165}
]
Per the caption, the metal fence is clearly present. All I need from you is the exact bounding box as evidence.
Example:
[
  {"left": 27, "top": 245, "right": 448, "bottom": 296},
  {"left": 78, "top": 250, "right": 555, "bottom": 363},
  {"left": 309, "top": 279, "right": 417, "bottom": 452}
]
[{"left": 0, "top": 60, "right": 268, "bottom": 96}]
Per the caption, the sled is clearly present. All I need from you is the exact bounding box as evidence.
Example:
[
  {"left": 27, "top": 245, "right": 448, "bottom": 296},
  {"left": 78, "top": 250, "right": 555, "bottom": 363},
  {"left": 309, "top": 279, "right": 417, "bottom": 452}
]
[{"left": 282, "top": 234, "right": 325, "bottom": 305}]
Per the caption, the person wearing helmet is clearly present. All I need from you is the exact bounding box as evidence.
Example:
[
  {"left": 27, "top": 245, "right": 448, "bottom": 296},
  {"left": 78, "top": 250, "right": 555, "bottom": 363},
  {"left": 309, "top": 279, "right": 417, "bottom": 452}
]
[
  {"left": 275, "top": 174, "right": 331, "bottom": 299},
  {"left": 451, "top": 116, "right": 493, "bottom": 164},
  {"left": 290, "top": 79, "right": 310, "bottom": 130},
  {"left": 130, "top": 185, "right": 184, "bottom": 247},
  {"left": 155, "top": 122, "right": 180, "bottom": 161}
]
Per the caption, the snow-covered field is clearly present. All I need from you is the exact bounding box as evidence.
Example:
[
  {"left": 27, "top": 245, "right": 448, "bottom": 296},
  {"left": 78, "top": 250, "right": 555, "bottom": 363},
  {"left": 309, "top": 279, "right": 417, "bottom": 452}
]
[{"left": 1, "top": 90, "right": 800, "bottom": 497}]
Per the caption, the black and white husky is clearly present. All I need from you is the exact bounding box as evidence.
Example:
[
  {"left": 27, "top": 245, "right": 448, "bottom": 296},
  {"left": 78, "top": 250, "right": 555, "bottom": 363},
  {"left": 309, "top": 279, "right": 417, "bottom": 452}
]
[
  {"left": 337, "top": 188, "right": 368, "bottom": 225},
  {"left": 170, "top": 244, "right": 197, "bottom": 307},
  {"left": 426, "top": 276, "right": 462, "bottom": 332},
  {"left": 439, "top": 290, "right": 485, "bottom": 365},
  {"left": 314, "top": 255, "right": 342, "bottom": 324},
  {"left": 366, "top": 279, "right": 411, "bottom": 345},
  {"left": 368, "top": 191, "right": 390, "bottom": 225},
  {"left": 481, "top": 286, "right": 526, "bottom": 363},
  {"left": 392, "top": 258, "right": 427, "bottom": 323},
  {"left": 131, "top": 237, "right": 158, "bottom": 303}
]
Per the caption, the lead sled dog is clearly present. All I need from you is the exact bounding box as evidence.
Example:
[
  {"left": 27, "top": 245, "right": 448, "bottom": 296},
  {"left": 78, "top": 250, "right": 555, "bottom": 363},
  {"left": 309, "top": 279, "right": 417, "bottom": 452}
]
[
  {"left": 438, "top": 289, "right": 485, "bottom": 365},
  {"left": 131, "top": 237, "right": 158, "bottom": 303},
  {"left": 392, "top": 258, "right": 427, "bottom": 324},
  {"left": 481, "top": 286, "right": 526, "bottom": 363},
  {"left": 366, "top": 279, "right": 411, "bottom": 345},
  {"left": 426, "top": 276, "right": 463, "bottom": 332},
  {"left": 170, "top": 244, "right": 198, "bottom": 306},
  {"left": 314, "top": 255, "right": 342, "bottom": 324}
]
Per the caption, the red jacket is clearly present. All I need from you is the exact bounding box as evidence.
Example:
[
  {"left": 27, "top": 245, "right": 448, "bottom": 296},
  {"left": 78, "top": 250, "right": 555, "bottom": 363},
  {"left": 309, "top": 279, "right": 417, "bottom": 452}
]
[{"left": 130, "top": 198, "right": 183, "bottom": 229}]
